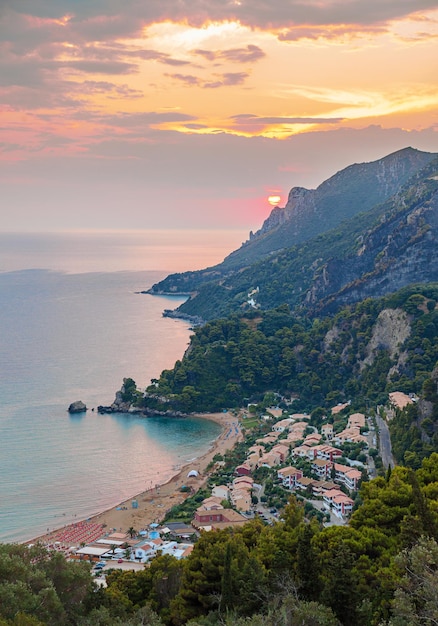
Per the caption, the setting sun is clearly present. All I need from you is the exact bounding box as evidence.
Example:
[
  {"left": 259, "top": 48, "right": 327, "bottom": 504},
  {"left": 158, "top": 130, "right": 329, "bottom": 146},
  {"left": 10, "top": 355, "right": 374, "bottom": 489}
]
[{"left": 268, "top": 195, "right": 281, "bottom": 206}]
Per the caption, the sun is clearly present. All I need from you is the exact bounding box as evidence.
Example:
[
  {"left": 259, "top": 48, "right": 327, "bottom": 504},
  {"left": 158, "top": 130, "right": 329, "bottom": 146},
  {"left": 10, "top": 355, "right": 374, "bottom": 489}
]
[{"left": 268, "top": 195, "right": 281, "bottom": 206}]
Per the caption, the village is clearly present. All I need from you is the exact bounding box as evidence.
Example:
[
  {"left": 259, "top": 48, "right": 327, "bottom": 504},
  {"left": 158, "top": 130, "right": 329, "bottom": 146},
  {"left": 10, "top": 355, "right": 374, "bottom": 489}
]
[{"left": 35, "top": 390, "right": 415, "bottom": 584}]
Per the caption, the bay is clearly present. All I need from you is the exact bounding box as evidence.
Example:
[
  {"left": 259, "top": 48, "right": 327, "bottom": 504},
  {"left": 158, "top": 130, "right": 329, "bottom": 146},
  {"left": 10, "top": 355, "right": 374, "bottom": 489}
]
[{"left": 0, "top": 229, "right": 247, "bottom": 543}]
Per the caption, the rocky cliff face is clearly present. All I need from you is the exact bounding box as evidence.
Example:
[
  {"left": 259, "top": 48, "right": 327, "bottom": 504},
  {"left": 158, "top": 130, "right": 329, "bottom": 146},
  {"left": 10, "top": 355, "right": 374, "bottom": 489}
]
[
  {"left": 306, "top": 178, "right": 438, "bottom": 314},
  {"left": 360, "top": 308, "right": 411, "bottom": 372},
  {"left": 236, "top": 147, "right": 437, "bottom": 263},
  {"left": 150, "top": 148, "right": 438, "bottom": 321},
  {"left": 257, "top": 187, "right": 314, "bottom": 234}
]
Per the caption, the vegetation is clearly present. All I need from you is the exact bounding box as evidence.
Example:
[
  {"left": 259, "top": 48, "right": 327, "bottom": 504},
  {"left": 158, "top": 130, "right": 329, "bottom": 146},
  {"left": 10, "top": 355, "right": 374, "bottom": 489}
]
[
  {"left": 140, "top": 287, "right": 438, "bottom": 421},
  {"left": 1, "top": 456, "right": 437, "bottom": 625}
]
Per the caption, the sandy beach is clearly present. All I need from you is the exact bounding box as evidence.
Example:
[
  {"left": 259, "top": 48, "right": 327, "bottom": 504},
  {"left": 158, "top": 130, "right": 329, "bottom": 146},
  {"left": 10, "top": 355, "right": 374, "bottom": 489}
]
[{"left": 29, "top": 411, "right": 243, "bottom": 547}]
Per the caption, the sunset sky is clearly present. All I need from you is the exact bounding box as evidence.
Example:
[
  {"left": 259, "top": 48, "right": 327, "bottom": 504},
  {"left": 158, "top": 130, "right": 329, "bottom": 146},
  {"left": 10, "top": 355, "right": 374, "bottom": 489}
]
[{"left": 1, "top": 0, "right": 437, "bottom": 233}]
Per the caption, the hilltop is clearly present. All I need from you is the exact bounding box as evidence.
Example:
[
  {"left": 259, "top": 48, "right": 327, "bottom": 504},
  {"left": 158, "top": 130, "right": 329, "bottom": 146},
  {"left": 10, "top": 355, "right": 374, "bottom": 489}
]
[{"left": 148, "top": 147, "right": 438, "bottom": 321}]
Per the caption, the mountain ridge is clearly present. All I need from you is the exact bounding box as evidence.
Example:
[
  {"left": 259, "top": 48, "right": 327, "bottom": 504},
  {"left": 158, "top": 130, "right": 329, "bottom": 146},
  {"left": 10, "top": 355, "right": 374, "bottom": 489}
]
[{"left": 148, "top": 147, "right": 438, "bottom": 321}]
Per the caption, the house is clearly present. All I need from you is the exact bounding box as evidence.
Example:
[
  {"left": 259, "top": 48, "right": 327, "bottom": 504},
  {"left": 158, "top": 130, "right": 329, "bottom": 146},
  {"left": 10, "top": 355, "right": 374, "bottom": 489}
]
[
  {"left": 312, "top": 444, "right": 343, "bottom": 462},
  {"left": 285, "top": 433, "right": 303, "bottom": 445},
  {"left": 235, "top": 463, "right": 251, "bottom": 476},
  {"left": 230, "top": 476, "right": 253, "bottom": 511},
  {"left": 233, "top": 476, "right": 254, "bottom": 489},
  {"left": 291, "top": 444, "right": 312, "bottom": 459},
  {"left": 322, "top": 487, "right": 345, "bottom": 508},
  {"left": 248, "top": 445, "right": 264, "bottom": 456},
  {"left": 321, "top": 423, "right": 334, "bottom": 440},
  {"left": 334, "top": 428, "right": 367, "bottom": 445},
  {"left": 258, "top": 450, "right": 282, "bottom": 468},
  {"left": 311, "top": 458, "right": 332, "bottom": 479},
  {"left": 134, "top": 547, "right": 153, "bottom": 562},
  {"left": 271, "top": 443, "right": 290, "bottom": 463},
  {"left": 231, "top": 490, "right": 252, "bottom": 512},
  {"left": 295, "top": 476, "right": 318, "bottom": 492},
  {"left": 348, "top": 413, "right": 366, "bottom": 429},
  {"left": 331, "top": 402, "right": 350, "bottom": 415},
  {"left": 332, "top": 493, "right": 354, "bottom": 517},
  {"left": 277, "top": 466, "right": 303, "bottom": 489},
  {"left": 246, "top": 453, "right": 260, "bottom": 470},
  {"left": 197, "top": 496, "right": 223, "bottom": 510},
  {"left": 256, "top": 434, "right": 279, "bottom": 445},
  {"left": 284, "top": 421, "right": 308, "bottom": 443},
  {"left": 272, "top": 418, "right": 294, "bottom": 432},
  {"left": 194, "top": 506, "right": 225, "bottom": 525},
  {"left": 303, "top": 433, "right": 322, "bottom": 446},
  {"left": 266, "top": 407, "right": 283, "bottom": 419},
  {"left": 290, "top": 414, "right": 310, "bottom": 421},
  {"left": 333, "top": 463, "right": 362, "bottom": 491},
  {"left": 389, "top": 391, "right": 414, "bottom": 410},
  {"left": 311, "top": 480, "right": 338, "bottom": 496},
  {"left": 211, "top": 485, "right": 229, "bottom": 501},
  {"left": 193, "top": 505, "right": 248, "bottom": 530}
]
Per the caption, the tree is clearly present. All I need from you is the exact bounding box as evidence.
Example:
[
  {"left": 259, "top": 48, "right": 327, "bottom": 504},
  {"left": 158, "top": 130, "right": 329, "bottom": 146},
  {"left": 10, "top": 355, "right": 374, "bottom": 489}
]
[
  {"left": 385, "top": 537, "right": 438, "bottom": 625},
  {"left": 296, "top": 523, "right": 322, "bottom": 601},
  {"left": 127, "top": 527, "right": 137, "bottom": 539},
  {"left": 321, "top": 542, "right": 358, "bottom": 626},
  {"left": 220, "top": 542, "right": 233, "bottom": 614}
]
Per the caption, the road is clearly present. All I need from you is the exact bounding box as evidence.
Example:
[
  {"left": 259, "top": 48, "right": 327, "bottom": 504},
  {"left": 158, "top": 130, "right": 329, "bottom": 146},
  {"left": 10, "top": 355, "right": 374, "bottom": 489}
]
[{"left": 376, "top": 416, "right": 395, "bottom": 469}]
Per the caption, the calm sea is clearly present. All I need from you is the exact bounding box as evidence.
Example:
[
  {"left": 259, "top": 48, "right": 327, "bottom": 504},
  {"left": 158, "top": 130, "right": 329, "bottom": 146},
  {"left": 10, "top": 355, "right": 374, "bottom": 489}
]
[{"left": 0, "top": 229, "right": 247, "bottom": 543}]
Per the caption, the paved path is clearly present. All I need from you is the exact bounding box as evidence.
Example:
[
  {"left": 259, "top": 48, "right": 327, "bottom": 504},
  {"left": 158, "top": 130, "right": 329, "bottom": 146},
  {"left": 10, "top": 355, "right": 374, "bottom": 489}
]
[{"left": 376, "top": 416, "right": 396, "bottom": 469}]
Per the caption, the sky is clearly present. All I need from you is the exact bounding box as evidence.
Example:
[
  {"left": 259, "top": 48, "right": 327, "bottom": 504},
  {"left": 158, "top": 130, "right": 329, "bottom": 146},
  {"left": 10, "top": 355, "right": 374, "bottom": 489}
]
[{"left": 1, "top": 0, "right": 437, "bottom": 233}]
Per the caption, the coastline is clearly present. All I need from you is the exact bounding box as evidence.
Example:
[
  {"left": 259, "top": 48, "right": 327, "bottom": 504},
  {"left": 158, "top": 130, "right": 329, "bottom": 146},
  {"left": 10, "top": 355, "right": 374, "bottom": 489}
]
[{"left": 27, "top": 411, "right": 243, "bottom": 547}]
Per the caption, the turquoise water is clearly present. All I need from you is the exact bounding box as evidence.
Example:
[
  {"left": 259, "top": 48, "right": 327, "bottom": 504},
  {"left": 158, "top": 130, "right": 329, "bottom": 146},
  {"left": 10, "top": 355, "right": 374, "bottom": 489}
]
[{"left": 0, "top": 231, "right": 247, "bottom": 543}]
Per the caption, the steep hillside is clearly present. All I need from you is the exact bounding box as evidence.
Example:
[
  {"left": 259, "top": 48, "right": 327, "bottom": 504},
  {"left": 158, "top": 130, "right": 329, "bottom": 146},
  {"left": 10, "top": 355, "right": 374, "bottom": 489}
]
[
  {"left": 161, "top": 154, "right": 438, "bottom": 321},
  {"left": 141, "top": 286, "right": 438, "bottom": 432},
  {"left": 148, "top": 147, "right": 436, "bottom": 299},
  {"left": 226, "top": 146, "right": 436, "bottom": 266}
]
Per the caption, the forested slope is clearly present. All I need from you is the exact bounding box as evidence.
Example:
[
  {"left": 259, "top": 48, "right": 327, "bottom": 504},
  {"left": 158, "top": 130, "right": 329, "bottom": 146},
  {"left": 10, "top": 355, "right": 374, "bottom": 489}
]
[{"left": 139, "top": 286, "right": 438, "bottom": 463}]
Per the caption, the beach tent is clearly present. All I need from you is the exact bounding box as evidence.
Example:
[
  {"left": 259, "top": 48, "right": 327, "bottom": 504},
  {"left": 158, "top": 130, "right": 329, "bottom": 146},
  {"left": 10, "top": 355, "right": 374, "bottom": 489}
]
[{"left": 187, "top": 469, "right": 199, "bottom": 478}]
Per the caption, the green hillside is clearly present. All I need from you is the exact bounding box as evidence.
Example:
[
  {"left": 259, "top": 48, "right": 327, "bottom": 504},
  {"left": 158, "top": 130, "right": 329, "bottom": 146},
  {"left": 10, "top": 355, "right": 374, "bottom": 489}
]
[{"left": 140, "top": 285, "right": 438, "bottom": 463}]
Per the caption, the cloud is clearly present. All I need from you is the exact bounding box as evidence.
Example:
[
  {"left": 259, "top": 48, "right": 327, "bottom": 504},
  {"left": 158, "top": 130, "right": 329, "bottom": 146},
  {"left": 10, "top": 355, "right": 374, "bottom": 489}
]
[
  {"left": 166, "top": 73, "right": 201, "bottom": 86},
  {"left": 193, "top": 44, "right": 265, "bottom": 63},
  {"left": 63, "top": 59, "right": 138, "bottom": 74},
  {"left": 278, "top": 24, "right": 387, "bottom": 41},
  {"left": 79, "top": 80, "right": 143, "bottom": 98},
  {"left": 167, "top": 71, "right": 250, "bottom": 88},
  {"left": 4, "top": 0, "right": 436, "bottom": 35},
  {"left": 204, "top": 72, "right": 249, "bottom": 88},
  {"left": 231, "top": 114, "right": 344, "bottom": 124},
  {"left": 183, "top": 123, "right": 209, "bottom": 129},
  {"left": 93, "top": 111, "right": 199, "bottom": 129}
]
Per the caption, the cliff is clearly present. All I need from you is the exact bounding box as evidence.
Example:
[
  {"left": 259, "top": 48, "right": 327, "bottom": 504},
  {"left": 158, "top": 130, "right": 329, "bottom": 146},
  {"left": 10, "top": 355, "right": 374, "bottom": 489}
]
[{"left": 154, "top": 150, "right": 438, "bottom": 321}]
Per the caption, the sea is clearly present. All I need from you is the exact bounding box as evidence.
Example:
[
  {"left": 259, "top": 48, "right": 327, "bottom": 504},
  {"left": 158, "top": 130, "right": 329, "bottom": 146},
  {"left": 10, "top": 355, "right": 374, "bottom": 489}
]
[{"left": 0, "top": 229, "right": 248, "bottom": 543}]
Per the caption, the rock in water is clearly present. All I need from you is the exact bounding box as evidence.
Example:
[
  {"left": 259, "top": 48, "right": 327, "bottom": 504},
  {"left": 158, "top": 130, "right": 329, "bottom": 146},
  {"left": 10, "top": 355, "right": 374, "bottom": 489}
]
[{"left": 68, "top": 400, "right": 87, "bottom": 413}]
